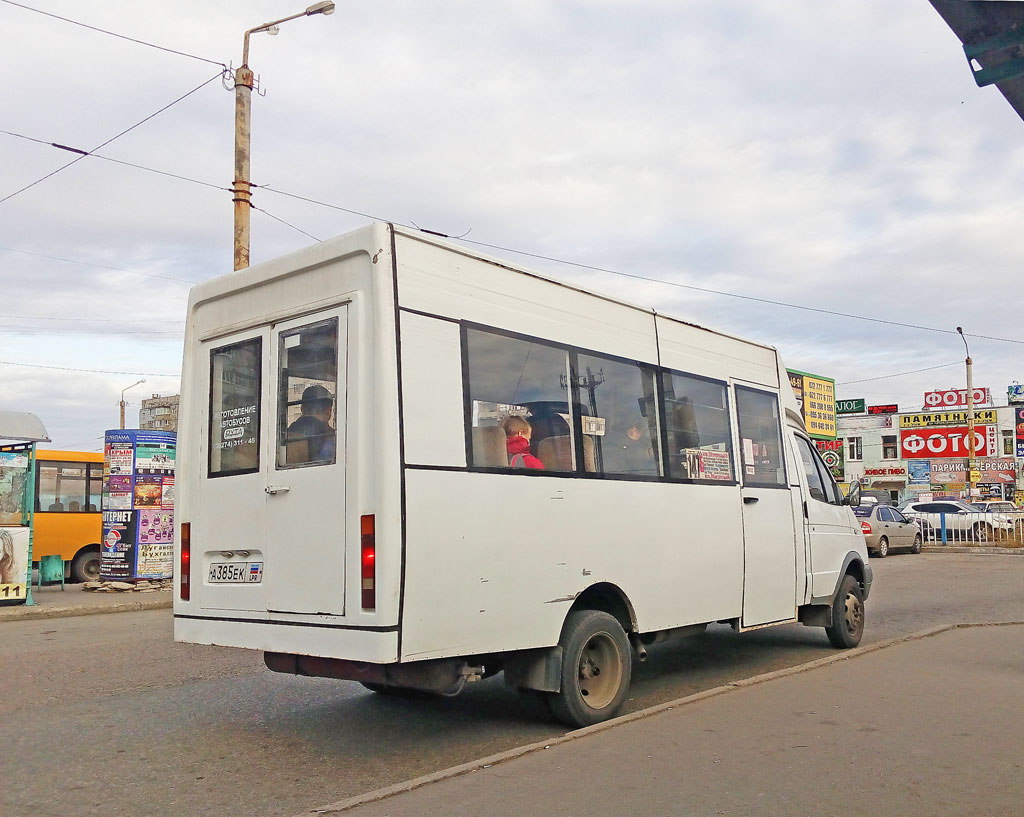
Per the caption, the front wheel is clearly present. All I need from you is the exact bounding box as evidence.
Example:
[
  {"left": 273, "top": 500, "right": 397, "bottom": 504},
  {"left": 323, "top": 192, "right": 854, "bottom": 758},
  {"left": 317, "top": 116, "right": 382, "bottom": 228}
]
[
  {"left": 875, "top": 537, "right": 889, "bottom": 558},
  {"left": 549, "top": 610, "right": 632, "bottom": 728},
  {"left": 972, "top": 522, "right": 993, "bottom": 542},
  {"left": 825, "top": 574, "right": 864, "bottom": 649},
  {"left": 911, "top": 533, "right": 923, "bottom": 554}
]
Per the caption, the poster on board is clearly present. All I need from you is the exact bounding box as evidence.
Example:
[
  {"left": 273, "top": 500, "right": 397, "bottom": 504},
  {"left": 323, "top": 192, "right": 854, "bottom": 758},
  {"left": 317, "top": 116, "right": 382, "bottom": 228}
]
[{"left": 101, "top": 429, "right": 176, "bottom": 581}]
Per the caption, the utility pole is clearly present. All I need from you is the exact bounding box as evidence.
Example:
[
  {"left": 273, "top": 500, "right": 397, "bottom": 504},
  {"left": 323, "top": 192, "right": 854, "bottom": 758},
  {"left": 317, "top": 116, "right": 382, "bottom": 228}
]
[
  {"left": 957, "top": 327, "right": 977, "bottom": 495},
  {"left": 233, "top": 2, "right": 335, "bottom": 271}
]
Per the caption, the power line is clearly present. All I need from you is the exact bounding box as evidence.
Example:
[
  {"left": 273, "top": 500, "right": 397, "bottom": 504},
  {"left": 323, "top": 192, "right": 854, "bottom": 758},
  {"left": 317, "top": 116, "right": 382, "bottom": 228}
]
[
  {"left": 0, "top": 246, "right": 197, "bottom": 284},
  {"left": 6, "top": 128, "right": 1024, "bottom": 348},
  {"left": 837, "top": 362, "right": 962, "bottom": 385},
  {"left": 0, "top": 360, "right": 179, "bottom": 377},
  {"left": 0, "top": 313, "right": 181, "bottom": 324},
  {"left": 0, "top": 71, "right": 224, "bottom": 205},
  {"left": 252, "top": 205, "right": 321, "bottom": 242},
  {"left": 0, "top": 0, "right": 226, "bottom": 68}
]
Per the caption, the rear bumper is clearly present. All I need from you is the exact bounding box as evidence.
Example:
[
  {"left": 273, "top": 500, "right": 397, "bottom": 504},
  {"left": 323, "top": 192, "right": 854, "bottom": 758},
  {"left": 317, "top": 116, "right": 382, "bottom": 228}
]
[{"left": 173, "top": 614, "right": 398, "bottom": 663}]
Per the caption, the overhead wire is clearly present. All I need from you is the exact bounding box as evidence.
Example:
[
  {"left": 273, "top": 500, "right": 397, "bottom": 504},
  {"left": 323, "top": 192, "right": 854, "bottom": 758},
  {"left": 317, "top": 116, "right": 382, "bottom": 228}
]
[
  {"left": 0, "top": 360, "right": 179, "bottom": 377},
  {"left": 0, "top": 0, "right": 226, "bottom": 68},
  {"left": 0, "top": 245, "right": 197, "bottom": 284},
  {"left": 0, "top": 70, "right": 224, "bottom": 205}
]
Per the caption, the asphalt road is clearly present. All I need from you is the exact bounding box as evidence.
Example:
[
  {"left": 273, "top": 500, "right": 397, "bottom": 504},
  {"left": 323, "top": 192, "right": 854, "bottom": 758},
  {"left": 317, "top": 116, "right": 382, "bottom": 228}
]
[{"left": 2, "top": 553, "right": 1022, "bottom": 817}]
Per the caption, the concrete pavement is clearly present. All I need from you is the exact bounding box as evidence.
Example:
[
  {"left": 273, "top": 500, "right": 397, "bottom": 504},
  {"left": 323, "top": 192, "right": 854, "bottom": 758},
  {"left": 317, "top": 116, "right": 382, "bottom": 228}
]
[
  {"left": 0, "top": 581, "right": 171, "bottom": 621},
  {"left": 306, "top": 622, "right": 1024, "bottom": 817}
]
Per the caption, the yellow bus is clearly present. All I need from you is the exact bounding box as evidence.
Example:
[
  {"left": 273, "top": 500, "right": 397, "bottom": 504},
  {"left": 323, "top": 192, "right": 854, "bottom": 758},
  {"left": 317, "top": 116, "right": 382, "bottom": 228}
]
[{"left": 33, "top": 450, "right": 103, "bottom": 582}]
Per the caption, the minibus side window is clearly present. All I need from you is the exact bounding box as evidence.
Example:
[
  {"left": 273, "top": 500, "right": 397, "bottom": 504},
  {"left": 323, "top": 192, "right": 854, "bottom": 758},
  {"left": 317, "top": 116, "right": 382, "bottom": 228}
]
[
  {"left": 576, "top": 352, "right": 660, "bottom": 478},
  {"left": 795, "top": 437, "right": 828, "bottom": 502},
  {"left": 209, "top": 337, "right": 262, "bottom": 477},
  {"left": 464, "top": 328, "right": 574, "bottom": 472},
  {"left": 660, "top": 371, "right": 734, "bottom": 483},
  {"left": 734, "top": 387, "right": 786, "bottom": 488}
]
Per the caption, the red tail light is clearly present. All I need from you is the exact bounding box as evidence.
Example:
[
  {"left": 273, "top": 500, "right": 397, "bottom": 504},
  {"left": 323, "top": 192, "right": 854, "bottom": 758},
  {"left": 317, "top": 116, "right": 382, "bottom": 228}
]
[
  {"left": 861, "top": 521, "right": 872, "bottom": 535},
  {"left": 180, "top": 522, "right": 191, "bottom": 601},
  {"left": 360, "top": 514, "right": 375, "bottom": 610}
]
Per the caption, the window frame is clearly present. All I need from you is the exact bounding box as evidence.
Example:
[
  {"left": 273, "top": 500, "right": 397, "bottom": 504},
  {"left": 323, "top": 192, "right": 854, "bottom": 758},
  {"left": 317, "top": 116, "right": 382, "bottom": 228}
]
[
  {"left": 657, "top": 367, "right": 737, "bottom": 486},
  {"left": 846, "top": 436, "right": 863, "bottom": 461},
  {"left": 734, "top": 385, "right": 789, "bottom": 490},
  {"left": 207, "top": 335, "right": 263, "bottom": 479}
]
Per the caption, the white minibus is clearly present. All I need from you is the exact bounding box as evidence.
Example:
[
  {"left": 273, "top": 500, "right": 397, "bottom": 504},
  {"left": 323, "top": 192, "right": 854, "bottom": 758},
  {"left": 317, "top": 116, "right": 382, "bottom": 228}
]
[{"left": 174, "top": 223, "right": 870, "bottom": 727}]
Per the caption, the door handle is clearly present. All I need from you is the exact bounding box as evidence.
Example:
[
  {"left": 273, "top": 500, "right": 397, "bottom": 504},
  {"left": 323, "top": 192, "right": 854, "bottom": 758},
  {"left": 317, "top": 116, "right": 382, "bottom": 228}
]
[
  {"left": 743, "top": 496, "right": 759, "bottom": 504},
  {"left": 265, "top": 485, "right": 291, "bottom": 495}
]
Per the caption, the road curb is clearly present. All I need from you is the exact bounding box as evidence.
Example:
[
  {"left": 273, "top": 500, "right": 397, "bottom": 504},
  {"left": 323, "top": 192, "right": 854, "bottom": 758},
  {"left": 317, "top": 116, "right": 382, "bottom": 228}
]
[
  {"left": 0, "top": 595, "right": 172, "bottom": 622},
  {"left": 298, "top": 620, "right": 1024, "bottom": 816},
  {"left": 921, "top": 546, "right": 1024, "bottom": 555}
]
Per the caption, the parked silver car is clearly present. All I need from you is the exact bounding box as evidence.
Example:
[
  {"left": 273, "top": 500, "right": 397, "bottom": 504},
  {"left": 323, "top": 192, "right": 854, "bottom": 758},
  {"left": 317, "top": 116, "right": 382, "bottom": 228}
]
[
  {"left": 896, "top": 500, "right": 1014, "bottom": 541},
  {"left": 853, "top": 504, "right": 922, "bottom": 557},
  {"left": 968, "top": 501, "right": 1024, "bottom": 521}
]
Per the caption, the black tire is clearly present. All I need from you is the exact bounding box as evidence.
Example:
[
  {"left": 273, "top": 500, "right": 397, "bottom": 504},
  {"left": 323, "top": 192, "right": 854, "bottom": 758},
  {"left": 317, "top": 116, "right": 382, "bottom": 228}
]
[
  {"left": 875, "top": 537, "right": 889, "bottom": 558},
  {"left": 70, "top": 548, "right": 101, "bottom": 583},
  {"left": 549, "top": 610, "right": 632, "bottom": 728},
  {"left": 911, "top": 533, "right": 923, "bottom": 554},
  {"left": 824, "top": 574, "right": 865, "bottom": 649},
  {"left": 972, "top": 522, "right": 993, "bottom": 542}
]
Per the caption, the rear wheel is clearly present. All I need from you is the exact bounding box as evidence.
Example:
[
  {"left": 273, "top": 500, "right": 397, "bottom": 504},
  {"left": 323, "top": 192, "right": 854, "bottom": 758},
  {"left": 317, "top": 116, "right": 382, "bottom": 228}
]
[
  {"left": 549, "top": 610, "right": 631, "bottom": 728},
  {"left": 70, "top": 548, "right": 101, "bottom": 583},
  {"left": 972, "top": 522, "right": 993, "bottom": 542},
  {"left": 875, "top": 537, "right": 889, "bottom": 558},
  {"left": 825, "top": 574, "right": 864, "bottom": 649},
  {"left": 911, "top": 533, "right": 923, "bottom": 554}
]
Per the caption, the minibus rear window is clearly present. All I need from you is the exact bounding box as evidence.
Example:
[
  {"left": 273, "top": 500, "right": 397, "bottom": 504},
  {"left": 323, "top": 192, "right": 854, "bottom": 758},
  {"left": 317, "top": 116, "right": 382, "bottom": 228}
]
[{"left": 209, "top": 337, "right": 262, "bottom": 477}]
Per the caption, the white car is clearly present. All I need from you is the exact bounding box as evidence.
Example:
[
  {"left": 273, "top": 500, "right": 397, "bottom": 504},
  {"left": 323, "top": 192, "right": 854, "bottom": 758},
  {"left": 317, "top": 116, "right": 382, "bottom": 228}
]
[{"left": 896, "top": 500, "right": 1014, "bottom": 541}]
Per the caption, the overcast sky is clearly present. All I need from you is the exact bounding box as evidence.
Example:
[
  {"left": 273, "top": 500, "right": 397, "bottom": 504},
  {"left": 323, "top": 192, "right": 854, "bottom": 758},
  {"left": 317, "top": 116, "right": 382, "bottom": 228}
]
[{"left": 2, "top": 0, "right": 1023, "bottom": 450}]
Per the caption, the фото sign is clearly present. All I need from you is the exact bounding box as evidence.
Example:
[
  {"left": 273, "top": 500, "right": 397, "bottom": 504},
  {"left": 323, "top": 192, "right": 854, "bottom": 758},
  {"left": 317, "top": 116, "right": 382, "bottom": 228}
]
[
  {"left": 899, "top": 426, "right": 997, "bottom": 459},
  {"left": 787, "top": 369, "right": 836, "bottom": 439},
  {"left": 923, "top": 387, "right": 991, "bottom": 408},
  {"left": 899, "top": 409, "right": 997, "bottom": 429},
  {"left": 835, "top": 399, "right": 865, "bottom": 415}
]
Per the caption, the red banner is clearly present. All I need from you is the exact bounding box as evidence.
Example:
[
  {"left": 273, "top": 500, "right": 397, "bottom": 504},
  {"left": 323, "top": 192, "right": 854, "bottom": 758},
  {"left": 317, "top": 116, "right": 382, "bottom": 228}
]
[{"left": 899, "top": 426, "right": 997, "bottom": 459}]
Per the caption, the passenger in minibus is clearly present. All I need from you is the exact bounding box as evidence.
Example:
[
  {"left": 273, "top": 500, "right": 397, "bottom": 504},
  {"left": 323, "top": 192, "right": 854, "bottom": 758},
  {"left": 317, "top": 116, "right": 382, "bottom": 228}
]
[
  {"left": 501, "top": 416, "right": 543, "bottom": 470},
  {"left": 286, "top": 385, "right": 336, "bottom": 463}
]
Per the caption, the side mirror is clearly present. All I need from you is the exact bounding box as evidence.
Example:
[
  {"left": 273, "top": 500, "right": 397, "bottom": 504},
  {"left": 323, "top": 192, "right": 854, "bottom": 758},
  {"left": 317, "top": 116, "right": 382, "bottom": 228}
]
[{"left": 845, "top": 481, "right": 861, "bottom": 507}]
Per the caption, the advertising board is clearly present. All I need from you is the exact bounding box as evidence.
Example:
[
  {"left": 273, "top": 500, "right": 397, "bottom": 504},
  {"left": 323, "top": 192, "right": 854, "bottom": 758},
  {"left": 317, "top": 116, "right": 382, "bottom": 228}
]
[
  {"left": 899, "top": 425, "right": 997, "bottom": 459},
  {"left": 899, "top": 409, "right": 998, "bottom": 428},
  {"left": 787, "top": 369, "right": 836, "bottom": 439},
  {"left": 867, "top": 404, "right": 898, "bottom": 415},
  {"left": 1017, "top": 407, "right": 1024, "bottom": 458},
  {"left": 814, "top": 438, "right": 844, "bottom": 480},
  {"left": 923, "top": 387, "right": 991, "bottom": 408},
  {"left": 835, "top": 399, "right": 865, "bottom": 415}
]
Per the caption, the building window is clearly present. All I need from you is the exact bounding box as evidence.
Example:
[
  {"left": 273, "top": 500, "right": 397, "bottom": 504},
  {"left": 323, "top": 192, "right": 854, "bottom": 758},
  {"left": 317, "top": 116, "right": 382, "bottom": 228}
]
[
  {"left": 882, "top": 435, "right": 898, "bottom": 460},
  {"left": 847, "top": 437, "right": 862, "bottom": 461}
]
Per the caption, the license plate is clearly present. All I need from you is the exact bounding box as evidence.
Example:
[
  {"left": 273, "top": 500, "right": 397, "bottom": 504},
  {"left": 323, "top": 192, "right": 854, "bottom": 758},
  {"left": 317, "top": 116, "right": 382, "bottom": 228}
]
[{"left": 208, "top": 562, "right": 263, "bottom": 583}]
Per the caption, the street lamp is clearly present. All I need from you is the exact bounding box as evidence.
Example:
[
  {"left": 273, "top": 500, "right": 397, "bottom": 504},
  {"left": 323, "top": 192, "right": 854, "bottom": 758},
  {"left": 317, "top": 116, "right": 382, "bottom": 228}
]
[
  {"left": 956, "top": 327, "right": 977, "bottom": 495},
  {"left": 120, "top": 379, "right": 146, "bottom": 430},
  {"left": 233, "top": 1, "right": 336, "bottom": 271}
]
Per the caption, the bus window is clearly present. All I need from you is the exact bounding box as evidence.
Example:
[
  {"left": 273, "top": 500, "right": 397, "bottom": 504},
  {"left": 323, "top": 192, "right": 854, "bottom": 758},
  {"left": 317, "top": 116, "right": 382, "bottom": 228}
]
[
  {"left": 661, "top": 372, "right": 734, "bottom": 483},
  {"left": 277, "top": 318, "right": 338, "bottom": 468},
  {"left": 465, "top": 328, "right": 573, "bottom": 471},
  {"left": 209, "top": 337, "right": 262, "bottom": 478},
  {"left": 576, "top": 352, "right": 660, "bottom": 477},
  {"left": 36, "top": 461, "right": 87, "bottom": 512},
  {"left": 735, "top": 386, "right": 786, "bottom": 487}
]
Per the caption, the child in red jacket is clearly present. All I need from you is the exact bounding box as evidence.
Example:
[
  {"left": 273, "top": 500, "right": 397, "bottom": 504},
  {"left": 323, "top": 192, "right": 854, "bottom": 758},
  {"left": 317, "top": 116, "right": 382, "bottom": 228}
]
[{"left": 501, "top": 416, "right": 544, "bottom": 469}]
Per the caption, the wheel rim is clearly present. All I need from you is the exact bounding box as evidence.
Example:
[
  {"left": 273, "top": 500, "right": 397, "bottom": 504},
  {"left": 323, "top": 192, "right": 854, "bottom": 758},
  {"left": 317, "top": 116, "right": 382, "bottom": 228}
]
[
  {"left": 843, "top": 592, "right": 863, "bottom": 636},
  {"left": 574, "top": 631, "right": 624, "bottom": 710},
  {"left": 83, "top": 557, "right": 101, "bottom": 581},
  {"left": 878, "top": 538, "right": 888, "bottom": 556}
]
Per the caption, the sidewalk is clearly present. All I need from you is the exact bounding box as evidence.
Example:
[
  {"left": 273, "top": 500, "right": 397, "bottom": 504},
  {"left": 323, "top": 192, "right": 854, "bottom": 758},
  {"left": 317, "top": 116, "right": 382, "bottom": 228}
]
[
  {"left": 0, "top": 582, "right": 171, "bottom": 622},
  {"left": 309, "top": 622, "right": 1024, "bottom": 817}
]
